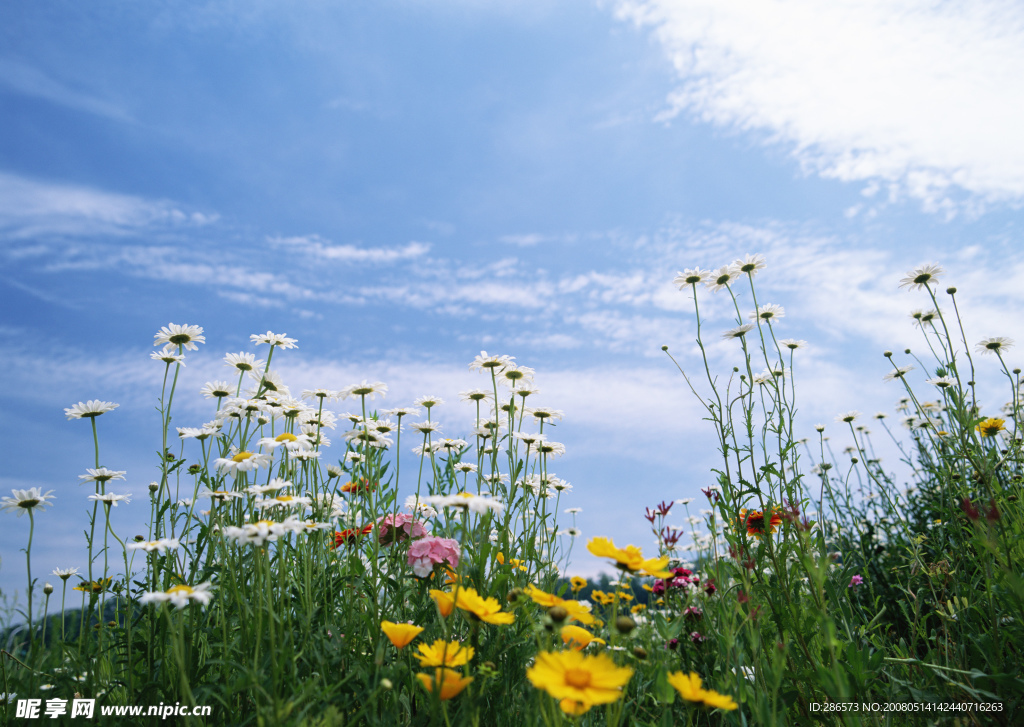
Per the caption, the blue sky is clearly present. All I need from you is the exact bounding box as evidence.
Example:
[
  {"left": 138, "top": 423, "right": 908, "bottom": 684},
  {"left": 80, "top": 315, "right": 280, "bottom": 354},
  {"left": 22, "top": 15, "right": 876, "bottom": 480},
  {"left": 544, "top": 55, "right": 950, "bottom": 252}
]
[{"left": 2, "top": 0, "right": 1024, "bottom": 603}]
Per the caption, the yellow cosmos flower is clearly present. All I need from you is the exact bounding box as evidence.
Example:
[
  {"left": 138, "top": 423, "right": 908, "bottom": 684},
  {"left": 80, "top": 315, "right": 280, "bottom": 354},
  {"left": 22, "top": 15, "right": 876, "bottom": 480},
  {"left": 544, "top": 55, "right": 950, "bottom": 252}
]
[
  {"left": 570, "top": 576, "right": 587, "bottom": 592},
  {"left": 527, "top": 650, "right": 633, "bottom": 715},
  {"left": 451, "top": 586, "right": 515, "bottom": 625},
  {"left": 586, "top": 537, "right": 672, "bottom": 578},
  {"left": 667, "top": 671, "right": 738, "bottom": 711},
  {"left": 590, "top": 590, "right": 615, "bottom": 606},
  {"left": 415, "top": 639, "right": 474, "bottom": 667},
  {"left": 524, "top": 585, "right": 595, "bottom": 625},
  {"left": 73, "top": 578, "right": 112, "bottom": 594},
  {"left": 429, "top": 589, "right": 455, "bottom": 617},
  {"left": 630, "top": 604, "right": 646, "bottom": 614},
  {"left": 560, "top": 625, "right": 605, "bottom": 651},
  {"left": 416, "top": 668, "right": 473, "bottom": 700},
  {"left": 380, "top": 621, "right": 423, "bottom": 649},
  {"left": 976, "top": 417, "right": 1006, "bottom": 437}
]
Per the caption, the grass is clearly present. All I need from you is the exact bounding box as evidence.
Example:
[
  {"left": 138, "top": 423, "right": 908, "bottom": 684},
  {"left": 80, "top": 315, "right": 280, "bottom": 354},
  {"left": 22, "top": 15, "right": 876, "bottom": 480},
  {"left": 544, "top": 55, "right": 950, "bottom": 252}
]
[{"left": 1, "top": 258, "right": 1022, "bottom": 726}]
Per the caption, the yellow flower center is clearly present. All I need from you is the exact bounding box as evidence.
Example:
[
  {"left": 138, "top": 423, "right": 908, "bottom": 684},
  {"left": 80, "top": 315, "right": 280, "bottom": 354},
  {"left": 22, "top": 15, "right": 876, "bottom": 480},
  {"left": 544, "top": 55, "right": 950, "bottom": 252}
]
[
  {"left": 276, "top": 495, "right": 294, "bottom": 502},
  {"left": 276, "top": 433, "right": 298, "bottom": 442},
  {"left": 564, "top": 669, "right": 592, "bottom": 689},
  {"left": 232, "top": 451, "right": 255, "bottom": 462},
  {"left": 167, "top": 585, "right": 194, "bottom": 596}
]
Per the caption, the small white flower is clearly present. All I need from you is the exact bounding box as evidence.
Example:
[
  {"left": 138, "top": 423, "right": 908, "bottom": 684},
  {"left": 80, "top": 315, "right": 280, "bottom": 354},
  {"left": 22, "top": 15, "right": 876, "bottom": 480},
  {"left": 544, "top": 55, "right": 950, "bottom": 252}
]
[
  {"left": 151, "top": 344, "right": 186, "bottom": 366},
  {"left": 88, "top": 492, "right": 131, "bottom": 507},
  {"left": 79, "top": 467, "right": 126, "bottom": 484},
  {"left": 128, "top": 538, "right": 180, "bottom": 553},
  {"left": 883, "top": 366, "right": 914, "bottom": 382},
  {"left": 722, "top": 323, "right": 755, "bottom": 339},
  {"left": 976, "top": 337, "right": 1013, "bottom": 355},
  {"left": 64, "top": 400, "right": 119, "bottom": 420},
  {"left": 1, "top": 487, "right": 56, "bottom": 516},
  {"left": 749, "top": 303, "right": 784, "bottom": 322},
  {"left": 898, "top": 263, "right": 943, "bottom": 291},
  {"left": 250, "top": 331, "right": 298, "bottom": 349},
  {"left": 673, "top": 268, "right": 710, "bottom": 287},
  {"left": 835, "top": 411, "right": 860, "bottom": 424},
  {"left": 154, "top": 323, "right": 205, "bottom": 351},
  {"left": 140, "top": 582, "right": 214, "bottom": 609}
]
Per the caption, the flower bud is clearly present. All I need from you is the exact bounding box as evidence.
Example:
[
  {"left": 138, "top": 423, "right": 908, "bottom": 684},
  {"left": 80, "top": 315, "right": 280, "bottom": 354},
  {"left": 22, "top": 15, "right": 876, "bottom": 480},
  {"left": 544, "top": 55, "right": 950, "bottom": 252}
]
[
  {"left": 506, "top": 588, "right": 524, "bottom": 603},
  {"left": 547, "top": 606, "right": 568, "bottom": 624},
  {"left": 632, "top": 646, "right": 647, "bottom": 660},
  {"left": 946, "top": 287, "right": 956, "bottom": 295},
  {"left": 615, "top": 616, "right": 635, "bottom": 635},
  {"left": 44, "top": 583, "right": 54, "bottom": 595},
  {"left": 149, "top": 482, "right": 159, "bottom": 493},
  {"left": 380, "top": 678, "right": 393, "bottom": 691}
]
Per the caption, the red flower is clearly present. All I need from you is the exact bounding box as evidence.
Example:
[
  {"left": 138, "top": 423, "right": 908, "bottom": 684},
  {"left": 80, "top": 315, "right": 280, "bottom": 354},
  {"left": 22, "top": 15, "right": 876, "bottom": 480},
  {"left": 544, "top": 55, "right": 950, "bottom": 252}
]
[
  {"left": 334, "top": 523, "right": 374, "bottom": 548},
  {"left": 738, "top": 508, "right": 782, "bottom": 538},
  {"left": 340, "top": 478, "right": 376, "bottom": 494}
]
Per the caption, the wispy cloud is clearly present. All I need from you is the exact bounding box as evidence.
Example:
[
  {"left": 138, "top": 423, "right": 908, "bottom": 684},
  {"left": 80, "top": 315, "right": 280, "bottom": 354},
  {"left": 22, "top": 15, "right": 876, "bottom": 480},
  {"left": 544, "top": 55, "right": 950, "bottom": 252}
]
[
  {"left": 615, "top": 0, "right": 1024, "bottom": 213},
  {"left": 268, "top": 235, "right": 431, "bottom": 263},
  {"left": 0, "top": 172, "right": 217, "bottom": 240},
  {"left": 0, "top": 58, "right": 133, "bottom": 123}
]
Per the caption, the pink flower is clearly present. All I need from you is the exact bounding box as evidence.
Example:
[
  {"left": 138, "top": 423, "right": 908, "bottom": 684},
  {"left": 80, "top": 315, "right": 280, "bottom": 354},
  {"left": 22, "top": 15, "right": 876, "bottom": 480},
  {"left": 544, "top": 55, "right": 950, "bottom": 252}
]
[
  {"left": 378, "top": 513, "right": 429, "bottom": 545},
  {"left": 407, "top": 536, "right": 460, "bottom": 577},
  {"left": 848, "top": 575, "right": 864, "bottom": 589}
]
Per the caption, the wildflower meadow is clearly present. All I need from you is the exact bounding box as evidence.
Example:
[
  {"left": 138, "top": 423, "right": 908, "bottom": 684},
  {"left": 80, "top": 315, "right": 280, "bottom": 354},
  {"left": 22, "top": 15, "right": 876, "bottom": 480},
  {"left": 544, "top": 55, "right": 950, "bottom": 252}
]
[{"left": 2, "top": 256, "right": 1022, "bottom": 726}]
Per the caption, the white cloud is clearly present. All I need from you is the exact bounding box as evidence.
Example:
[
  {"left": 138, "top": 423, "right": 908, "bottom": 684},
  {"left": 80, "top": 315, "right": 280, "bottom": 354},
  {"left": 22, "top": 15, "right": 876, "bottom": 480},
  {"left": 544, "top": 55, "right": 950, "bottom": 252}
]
[
  {"left": 0, "top": 58, "right": 132, "bottom": 123},
  {"left": 0, "top": 172, "right": 217, "bottom": 240},
  {"left": 616, "top": 0, "right": 1024, "bottom": 212},
  {"left": 268, "top": 234, "right": 431, "bottom": 263}
]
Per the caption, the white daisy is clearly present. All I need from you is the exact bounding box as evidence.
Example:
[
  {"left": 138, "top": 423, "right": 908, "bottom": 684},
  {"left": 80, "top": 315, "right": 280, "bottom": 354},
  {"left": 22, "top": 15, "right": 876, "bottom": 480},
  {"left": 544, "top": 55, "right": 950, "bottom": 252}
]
[
  {"left": 257, "top": 432, "right": 313, "bottom": 452},
  {"left": 127, "top": 537, "right": 180, "bottom": 553},
  {"left": 976, "top": 337, "right": 1014, "bottom": 355},
  {"left": 153, "top": 323, "right": 205, "bottom": 351},
  {"left": 722, "top": 323, "right": 755, "bottom": 339},
  {"left": 705, "top": 265, "right": 739, "bottom": 292},
  {"left": 835, "top": 411, "right": 860, "bottom": 424},
  {"left": 458, "top": 389, "right": 492, "bottom": 402},
  {"left": 301, "top": 388, "right": 341, "bottom": 402},
  {"left": 422, "top": 492, "right": 505, "bottom": 515},
  {"left": 535, "top": 440, "right": 566, "bottom": 457},
  {"left": 409, "top": 421, "right": 443, "bottom": 435},
  {"left": 213, "top": 450, "right": 272, "bottom": 473},
  {"left": 732, "top": 253, "right": 767, "bottom": 277},
  {"left": 177, "top": 426, "right": 222, "bottom": 440},
  {"left": 64, "top": 400, "right": 119, "bottom": 420},
  {"left": 200, "top": 381, "right": 234, "bottom": 399},
  {"left": 414, "top": 395, "right": 445, "bottom": 409},
  {"left": 224, "top": 352, "right": 264, "bottom": 373},
  {"left": 883, "top": 366, "right": 914, "bottom": 381},
  {"left": 52, "top": 567, "right": 79, "bottom": 581},
  {"left": 899, "top": 263, "right": 944, "bottom": 291},
  {"left": 469, "top": 351, "right": 513, "bottom": 372},
  {"left": 2, "top": 487, "right": 56, "bottom": 516},
  {"left": 79, "top": 468, "right": 126, "bottom": 484},
  {"left": 151, "top": 344, "right": 185, "bottom": 366},
  {"left": 926, "top": 376, "right": 957, "bottom": 389},
  {"left": 778, "top": 339, "right": 806, "bottom": 350},
  {"left": 250, "top": 331, "right": 298, "bottom": 349},
  {"left": 749, "top": 303, "right": 785, "bottom": 322},
  {"left": 382, "top": 406, "right": 421, "bottom": 418},
  {"left": 88, "top": 492, "right": 131, "bottom": 507},
  {"left": 140, "top": 582, "right": 213, "bottom": 609},
  {"left": 529, "top": 407, "right": 564, "bottom": 422},
  {"left": 344, "top": 380, "right": 388, "bottom": 399},
  {"left": 257, "top": 494, "right": 313, "bottom": 510},
  {"left": 673, "top": 268, "right": 711, "bottom": 287}
]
